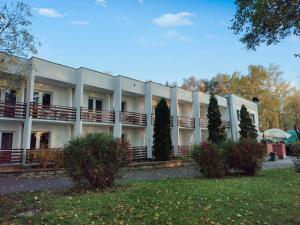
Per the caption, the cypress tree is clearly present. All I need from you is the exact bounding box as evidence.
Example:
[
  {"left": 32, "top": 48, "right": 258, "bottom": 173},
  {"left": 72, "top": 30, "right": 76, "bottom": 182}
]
[
  {"left": 153, "top": 98, "right": 172, "bottom": 161},
  {"left": 239, "top": 104, "right": 258, "bottom": 139},
  {"left": 207, "top": 95, "right": 225, "bottom": 143}
]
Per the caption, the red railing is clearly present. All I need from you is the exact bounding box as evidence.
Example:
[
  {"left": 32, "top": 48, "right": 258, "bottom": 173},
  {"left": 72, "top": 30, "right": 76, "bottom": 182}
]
[
  {"left": 0, "top": 149, "right": 23, "bottom": 165},
  {"left": 0, "top": 100, "right": 26, "bottom": 119},
  {"left": 178, "top": 145, "right": 194, "bottom": 157},
  {"left": 128, "top": 146, "right": 147, "bottom": 161},
  {"left": 81, "top": 108, "right": 115, "bottom": 124},
  {"left": 177, "top": 116, "right": 195, "bottom": 128},
  {"left": 30, "top": 103, "right": 76, "bottom": 122},
  {"left": 121, "top": 111, "right": 147, "bottom": 126}
]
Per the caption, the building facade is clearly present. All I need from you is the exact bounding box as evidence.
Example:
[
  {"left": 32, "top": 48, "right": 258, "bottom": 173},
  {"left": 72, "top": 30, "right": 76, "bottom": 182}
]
[{"left": 0, "top": 54, "right": 259, "bottom": 164}]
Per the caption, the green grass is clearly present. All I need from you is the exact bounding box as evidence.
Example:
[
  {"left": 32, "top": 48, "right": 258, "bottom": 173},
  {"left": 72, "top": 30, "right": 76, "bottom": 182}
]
[{"left": 1, "top": 168, "right": 300, "bottom": 225}]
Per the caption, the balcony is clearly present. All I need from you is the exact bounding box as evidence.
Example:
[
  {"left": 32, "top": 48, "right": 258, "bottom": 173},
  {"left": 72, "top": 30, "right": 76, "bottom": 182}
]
[
  {"left": 129, "top": 146, "right": 147, "bottom": 161},
  {"left": 120, "top": 111, "right": 147, "bottom": 126},
  {"left": 81, "top": 108, "right": 115, "bottom": 124},
  {"left": 0, "top": 100, "right": 26, "bottom": 119},
  {"left": 30, "top": 103, "right": 76, "bottom": 122},
  {"left": 177, "top": 116, "right": 195, "bottom": 128},
  {"left": 178, "top": 145, "right": 193, "bottom": 157},
  {"left": 200, "top": 118, "right": 207, "bottom": 129},
  {"left": 0, "top": 149, "right": 23, "bottom": 165}
]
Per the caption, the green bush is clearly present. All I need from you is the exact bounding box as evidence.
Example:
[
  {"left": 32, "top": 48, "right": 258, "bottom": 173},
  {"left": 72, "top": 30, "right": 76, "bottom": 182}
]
[
  {"left": 224, "top": 138, "right": 266, "bottom": 176},
  {"left": 192, "top": 142, "right": 225, "bottom": 178},
  {"left": 64, "top": 133, "right": 129, "bottom": 189}
]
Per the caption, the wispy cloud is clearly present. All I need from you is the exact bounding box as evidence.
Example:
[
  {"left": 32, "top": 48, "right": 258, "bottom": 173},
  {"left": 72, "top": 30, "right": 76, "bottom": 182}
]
[
  {"left": 164, "top": 30, "right": 193, "bottom": 42},
  {"left": 71, "top": 21, "right": 90, "bottom": 26},
  {"left": 95, "top": 0, "right": 107, "bottom": 7},
  {"left": 34, "top": 8, "right": 63, "bottom": 18},
  {"left": 153, "top": 12, "right": 194, "bottom": 27}
]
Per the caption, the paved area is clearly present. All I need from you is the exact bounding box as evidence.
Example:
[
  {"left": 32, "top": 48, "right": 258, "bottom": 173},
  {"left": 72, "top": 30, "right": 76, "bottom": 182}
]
[{"left": 0, "top": 158, "right": 295, "bottom": 195}]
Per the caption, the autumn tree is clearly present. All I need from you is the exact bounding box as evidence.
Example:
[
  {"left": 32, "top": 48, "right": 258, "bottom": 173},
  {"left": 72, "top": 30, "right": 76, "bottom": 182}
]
[{"left": 231, "top": 0, "right": 300, "bottom": 56}]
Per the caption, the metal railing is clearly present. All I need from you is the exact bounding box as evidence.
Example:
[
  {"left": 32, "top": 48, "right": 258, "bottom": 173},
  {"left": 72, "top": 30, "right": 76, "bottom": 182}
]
[
  {"left": 30, "top": 103, "right": 76, "bottom": 122},
  {"left": 0, "top": 100, "right": 26, "bottom": 119},
  {"left": 128, "top": 146, "right": 147, "bottom": 161},
  {"left": 177, "top": 116, "right": 195, "bottom": 128},
  {"left": 81, "top": 108, "right": 115, "bottom": 124},
  {"left": 178, "top": 145, "right": 194, "bottom": 157},
  {"left": 120, "top": 111, "right": 147, "bottom": 126},
  {"left": 0, "top": 149, "right": 23, "bottom": 165}
]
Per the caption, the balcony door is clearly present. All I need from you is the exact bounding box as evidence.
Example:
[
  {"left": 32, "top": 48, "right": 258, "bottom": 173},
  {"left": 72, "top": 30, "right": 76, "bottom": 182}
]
[
  {"left": 89, "top": 98, "right": 103, "bottom": 122},
  {"left": 0, "top": 132, "right": 13, "bottom": 163},
  {"left": 4, "top": 90, "right": 16, "bottom": 117}
]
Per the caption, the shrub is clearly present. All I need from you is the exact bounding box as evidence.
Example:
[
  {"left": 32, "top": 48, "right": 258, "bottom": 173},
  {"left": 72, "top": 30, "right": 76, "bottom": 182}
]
[
  {"left": 291, "top": 143, "right": 300, "bottom": 158},
  {"left": 224, "top": 138, "right": 266, "bottom": 176},
  {"left": 192, "top": 142, "right": 225, "bottom": 178},
  {"left": 64, "top": 133, "right": 129, "bottom": 189}
]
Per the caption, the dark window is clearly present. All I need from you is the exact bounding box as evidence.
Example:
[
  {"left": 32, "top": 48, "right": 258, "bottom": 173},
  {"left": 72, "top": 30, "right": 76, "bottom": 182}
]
[
  {"left": 88, "top": 98, "right": 93, "bottom": 111},
  {"left": 40, "top": 132, "right": 50, "bottom": 149},
  {"left": 33, "top": 92, "right": 39, "bottom": 104},
  {"left": 1, "top": 133, "right": 13, "bottom": 149},
  {"left": 121, "top": 101, "right": 126, "bottom": 112},
  {"left": 237, "top": 110, "right": 240, "bottom": 121},
  {"left": 4, "top": 90, "right": 16, "bottom": 117},
  {"left": 30, "top": 133, "right": 37, "bottom": 149},
  {"left": 96, "top": 99, "right": 102, "bottom": 111},
  {"left": 42, "top": 93, "right": 51, "bottom": 108}
]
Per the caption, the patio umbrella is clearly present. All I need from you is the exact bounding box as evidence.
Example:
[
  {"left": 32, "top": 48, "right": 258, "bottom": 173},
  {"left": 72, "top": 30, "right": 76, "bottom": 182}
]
[{"left": 262, "top": 128, "right": 291, "bottom": 140}]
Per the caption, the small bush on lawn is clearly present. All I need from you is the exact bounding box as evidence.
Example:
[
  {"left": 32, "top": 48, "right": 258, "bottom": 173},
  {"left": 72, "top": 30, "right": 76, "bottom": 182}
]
[
  {"left": 192, "top": 142, "right": 225, "bottom": 178},
  {"left": 64, "top": 133, "right": 129, "bottom": 189},
  {"left": 224, "top": 138, "right": 266, "bottom": 176}
]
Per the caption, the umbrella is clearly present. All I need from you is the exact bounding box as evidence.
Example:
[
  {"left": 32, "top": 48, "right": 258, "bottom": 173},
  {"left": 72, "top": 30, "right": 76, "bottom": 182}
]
[{"left": 263, "top": 128, "right": 291, "bottom": 139}]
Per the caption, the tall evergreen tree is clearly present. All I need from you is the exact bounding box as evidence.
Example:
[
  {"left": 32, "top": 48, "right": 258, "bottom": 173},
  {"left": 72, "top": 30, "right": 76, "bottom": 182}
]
[
  {"left": 239, "top": 104, "right": 258, "bottom": 139},
  {"left": 207, "top": 95, "right": 225, "bottom": 143},
  {"left": 153, "top": 98, "right": 172, "bottom": 161}
]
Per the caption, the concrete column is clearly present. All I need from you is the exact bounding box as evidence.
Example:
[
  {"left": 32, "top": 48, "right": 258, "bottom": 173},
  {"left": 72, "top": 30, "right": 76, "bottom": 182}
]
[
  {"left": 22, "top": 63, "right": 34, "bottom": 164},
  {"left": 74, "top": 69, "right": 83, "bottom": 137},
  {"left": 228, "top": 94, "right": 238, "bottom": 141},
  {"left": 171, "top": 87, "right": 179, "bottom": 156},
  {"left": 145, "top": 82, "right": 153, "bottom": 159},
  {"left": 113, "top": 76, "right": 122, "bottom": 138},
  {"left": 192, "top": 91, "right": 201, "bottom": 144}
]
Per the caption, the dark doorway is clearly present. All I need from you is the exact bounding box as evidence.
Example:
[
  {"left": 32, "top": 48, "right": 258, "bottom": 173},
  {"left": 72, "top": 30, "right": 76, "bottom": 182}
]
[
  {"left": 30, "top": 133, "right": 37, "bottom": 149},
  {"left": 40, "top": 132, "right": 50, "bottom": 149},
  {"left": 42, "top": 93, "right": 51, "bottom": 108},
  {"left": 4, "top": 90, "right": 16, "bottom": 117}
]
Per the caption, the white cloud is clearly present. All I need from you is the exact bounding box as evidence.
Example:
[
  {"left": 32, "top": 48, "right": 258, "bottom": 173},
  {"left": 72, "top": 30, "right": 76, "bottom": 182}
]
[
  {"left": 164, "top": 30, "right": 193, "bottom": 42},
  {"left": 153, "top": 12, "right": 194, "bottom": 27},
  {"left": 71, "top": 21, "right": 90, "bottom": 26},
  {"left": 95, "top": 0, "right": 107, "bottom": 7},
  {"left": 34, "top": 8, "right": 63, "bottom": 18}
]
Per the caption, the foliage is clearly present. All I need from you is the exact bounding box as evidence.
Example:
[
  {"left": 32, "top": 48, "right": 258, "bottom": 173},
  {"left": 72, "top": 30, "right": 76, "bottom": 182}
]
[
  {"left": 28, "top": 148, "right": 64, "bottom": 169},
  {"left": 192, "top": 142, "right": 225, "bottom": 178},
  {"left": 290, "top": 143, "right": 300, "bottom": 158},
  {"left": 0, "top": 1, "right": 39, "bottom": 56},
  {"left": 239, "top": 104, "right": 258, "bottom": 139},
  {"left": 224, "top": 138, "right": 267, "bottom": 176},
  {"left": 181, "top": 65, "right": 300, "bottom": 131},
  {"left": 2, "top": 169, "right": 300, "bottom": 225},
  {"left": 64, "top": 133, "right": 129, "bottom": 189},
  {"left": 153, "top": 98, "right": 172, "bottom": 161},
  {"left": 207, "top": 95, "right": 225, "bottom": 143},
  {"left": 231, "top": 0, "right": 300, "bottom": 53}
]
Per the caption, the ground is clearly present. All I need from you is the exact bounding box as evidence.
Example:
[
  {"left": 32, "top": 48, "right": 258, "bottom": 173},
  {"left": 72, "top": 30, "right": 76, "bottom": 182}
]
[{"left": 1, "top": 168, "right": 299, "bottom": 225}]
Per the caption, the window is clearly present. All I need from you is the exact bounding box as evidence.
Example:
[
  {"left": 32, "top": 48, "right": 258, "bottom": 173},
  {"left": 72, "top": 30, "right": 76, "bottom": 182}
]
[
  {"left": 250, "top": 113, "right": 255, "bottom": 124},
  {"left": 96, "top": 99, "right": 102, "bottom": 111},
  {"left": 30, "top": 133, "right": 37, "bottom": 149},
  {"left": 121, "top": 101, "right": 126, "bottom": 112},
  {"left": 88, "top": 98, "right": 103, "bottom": 111},
  {"left": 88, "top": 98, "right": 93, "bottom": 110},
  {"left": 4, "top": 90, "right": 16, "bottom": 117},
  {"left": 42, "top": 93, "right": 51, "bottom": 108},
  {"left": 33, "top": 91, "right": 39, "bottom": 104},
  {"left": 40, "top": 132, "right": 50, "bottom": 149},
  {"left": 1, "top": 133, "right": 13, "bottom": 149},
  {"left": 237, "top": 110, "right": 240, "bottom": 121}
]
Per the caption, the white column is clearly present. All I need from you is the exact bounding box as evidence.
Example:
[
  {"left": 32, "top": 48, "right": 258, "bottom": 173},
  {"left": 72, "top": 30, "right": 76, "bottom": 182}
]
[
  {"left": 113, "top": 76, "right": 122, "bottom": 138},
  {"left": 22, "top": 63, "right": 34, "bottom": 164},
  {"left": 228, "top": 94, "right": 238, "bottom": 141},
  {"left": 192, "top": 91, "right": 201, "bottom": 144},
  {"left": 74, "top": 69, "right": 83, "bottom": 137},
  {"left": 171, "top": 87, "right": 179, "bottom": 156},
  {"left": 145, "top": 82, "right": 153, "bottom": 159}
]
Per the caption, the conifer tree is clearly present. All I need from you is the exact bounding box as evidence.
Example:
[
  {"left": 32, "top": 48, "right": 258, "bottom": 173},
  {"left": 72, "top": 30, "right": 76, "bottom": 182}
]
[
  {"left": 153, "top": 98, "right": 172, "bottom": 161},
  {"left": 207, "top": 95, "right": 225, "bottom": 143},
  {"left": 239, "top": 104, "right": 258, "bottom": 139}
]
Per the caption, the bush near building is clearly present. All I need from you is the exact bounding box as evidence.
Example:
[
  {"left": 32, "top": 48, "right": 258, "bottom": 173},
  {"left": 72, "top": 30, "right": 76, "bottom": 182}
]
[{"left": 64, "top": 133, "right": 129, "bottom": 189}]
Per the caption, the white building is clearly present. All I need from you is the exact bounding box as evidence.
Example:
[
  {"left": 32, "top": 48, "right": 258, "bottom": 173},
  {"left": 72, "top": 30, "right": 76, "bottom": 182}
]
[{"left": 0, "top": 53, "right": 259, "bottom": 164}]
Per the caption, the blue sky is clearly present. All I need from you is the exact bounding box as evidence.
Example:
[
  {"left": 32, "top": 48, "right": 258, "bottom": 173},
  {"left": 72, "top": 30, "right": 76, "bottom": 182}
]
[{"left": 17, "top": 0, "right": 300, "bottom": 85}]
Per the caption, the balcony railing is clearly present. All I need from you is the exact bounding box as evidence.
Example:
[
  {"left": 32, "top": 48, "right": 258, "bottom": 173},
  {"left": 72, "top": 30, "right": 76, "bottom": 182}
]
[
  {"left": 200, "top": 119, "right": 231, "bottom": 129},
  {"left": 221, "top": 121, "right": 231, "bottom": 128},
  {"left": 0, "top": 100, "right": 26, "bottom": 119},
  {"left": 26, "top": 148, "right": 63, "bottom": 166},
  {"left": 30, "top": 103, "right": 76, "bottom": 122},
  {"left": 0, "top": 149, "right": 23, "bottom": 165},
  {"left": 177, "top": 116, "right": 195, "bottom": 128},
  {"left": 129, "top": 146, "right": 147, "bottom": 161},
  {"left": 120, "top": 111, "right": 147, "bottom": 126},
  {"left": 178, "top": 145, "right": 193, "bottom": 157},
  {"left": 81, "top": 108, "right": 115, "bottom": 124},
  {"left": 200, "top": 118, "right": 207, "bottom": 128}
]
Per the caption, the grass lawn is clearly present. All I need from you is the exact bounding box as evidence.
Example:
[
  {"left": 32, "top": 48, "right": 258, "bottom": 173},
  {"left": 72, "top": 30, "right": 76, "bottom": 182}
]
[{"left": 1, "top": 168, "right": 300, "bottom": 225}]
